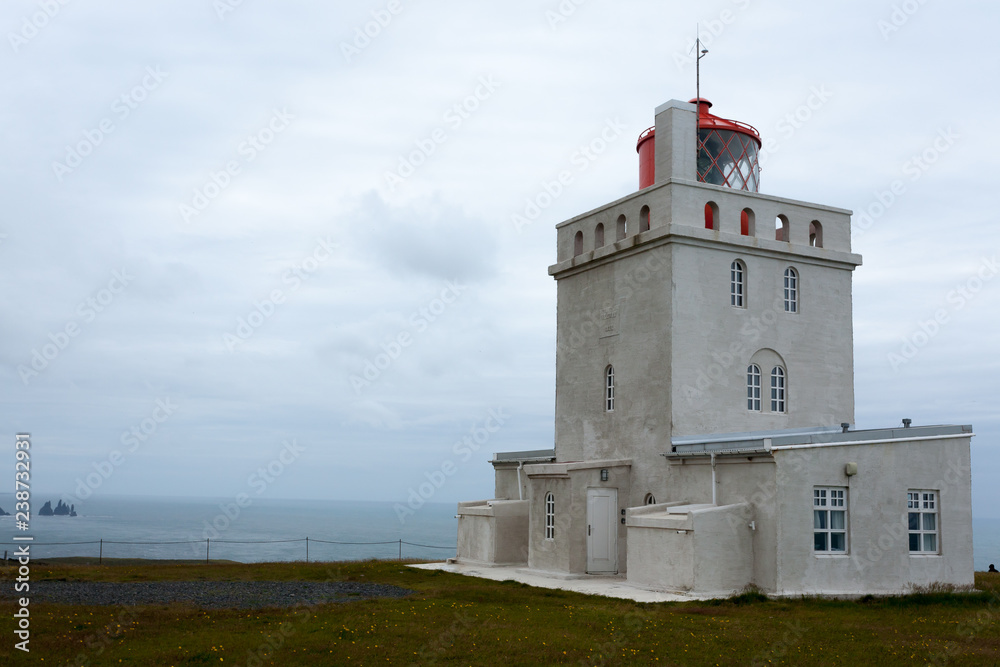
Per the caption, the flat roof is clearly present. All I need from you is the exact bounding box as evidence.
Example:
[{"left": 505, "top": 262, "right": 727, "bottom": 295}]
[
  {"left": 668, "top": 424, "right": 973, "bottom": 457},
  {"left": 492, "top": 449, "right": 556, "bottom": 463}
]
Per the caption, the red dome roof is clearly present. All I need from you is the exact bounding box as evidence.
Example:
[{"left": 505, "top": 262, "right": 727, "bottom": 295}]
[{"left": 688, "top": 98, "right": 761, "bottom": 145}]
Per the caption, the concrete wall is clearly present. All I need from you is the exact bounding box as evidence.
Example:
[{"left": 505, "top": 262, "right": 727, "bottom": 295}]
[
  {"left": 627, "top": 502, "right": 753, "bottom": 594},
  {"left": 456, "top": 500, "right": 529, "bottom": 566},
  {"left": 668, "top": 240, "right": 857, "bottom": 437},
  {"left": 664, "top": 457, "right": 779, "bottom": 590},
  {"left": 772, "top": 437, "right": 974, "bottom": 595},
  {"left": 526, "top": 462, "right": 631, "bottom": 574},
  {"left": 494, "top": 465, "right": 527, "bottom": 500}
]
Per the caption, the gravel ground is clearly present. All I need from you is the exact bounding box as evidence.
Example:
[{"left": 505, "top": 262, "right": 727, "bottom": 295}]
[{"left": 5, "top": 581, "right": 413, "bottom": 609}]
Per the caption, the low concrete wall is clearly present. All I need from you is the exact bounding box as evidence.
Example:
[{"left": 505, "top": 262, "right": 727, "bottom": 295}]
[
  {"left": 626, "top": 502, "right": 753, "bottom": 595},
  {"left": 456, "top": 500, "right": 529, "bottom": 565}
]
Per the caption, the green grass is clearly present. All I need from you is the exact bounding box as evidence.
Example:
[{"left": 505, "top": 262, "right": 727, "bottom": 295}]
[{"left": 2, "top": 561, "right": 999, "bottom": 665}]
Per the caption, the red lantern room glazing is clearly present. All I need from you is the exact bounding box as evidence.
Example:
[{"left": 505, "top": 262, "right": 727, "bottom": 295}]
[{"left": 636, "top": 98, "right": 762, "bottom": 193}]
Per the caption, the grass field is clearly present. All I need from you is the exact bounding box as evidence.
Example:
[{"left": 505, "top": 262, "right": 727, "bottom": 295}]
[{"left": 2, "top": 559, "right": 999, "bottom": 666}]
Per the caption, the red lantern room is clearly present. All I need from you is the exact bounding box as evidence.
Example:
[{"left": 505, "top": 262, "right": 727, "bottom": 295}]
[{"left": 636, "top": 98, "right": 762, "bottom": 193}]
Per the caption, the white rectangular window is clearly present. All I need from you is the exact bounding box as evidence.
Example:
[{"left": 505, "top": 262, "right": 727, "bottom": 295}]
[
  {"left": 813, "top": 487, "right": 847, "bottom": 553},
  {"left": 908, "top": 490, "right": 939, "bottom": 553}
]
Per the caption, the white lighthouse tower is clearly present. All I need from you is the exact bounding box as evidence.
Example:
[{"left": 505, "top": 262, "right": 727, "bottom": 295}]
[{"left": 456, "top": 98, "right": 974, "bottom": 596}]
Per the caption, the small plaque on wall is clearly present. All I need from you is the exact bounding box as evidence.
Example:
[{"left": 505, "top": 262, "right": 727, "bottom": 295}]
[{"left": 598, "top": 306, "right": 620, "bottom": 339}]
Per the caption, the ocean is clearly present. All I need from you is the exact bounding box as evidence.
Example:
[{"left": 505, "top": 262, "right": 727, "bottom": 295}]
[
  {"left": 2, "top": 495, "right": 998, "bottom": 571},
  {"left": 0, "top": 495, "right": 457, "bottom": 563}
]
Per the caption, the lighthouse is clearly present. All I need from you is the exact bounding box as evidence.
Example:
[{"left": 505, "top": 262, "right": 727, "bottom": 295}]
[{"left": 455, "top": 97, "right": 974, "bottom": 597}]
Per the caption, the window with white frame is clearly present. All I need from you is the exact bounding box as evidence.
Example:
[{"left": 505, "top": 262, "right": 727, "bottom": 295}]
[
  {"left": 747, "top": 364, "right": 761, "bottom": 411},
  {"left": 908, "top": 490, "right": 939, "bottom": 553},
  {"left": 544, "top": 492, "right": 555, "bottom": 540},
  {"left": 770, "top": 366, "right": 786, "bottom": 413},
  {"left": 605, "top": 365, "right": 615, "bottom": 412},
  {"left": 783, "top": 267, "right": 798, "bottom": 313},
  {"left": 730, "top": 260, "right": 745, "bottom": 308},
  {"left": 814, "top": 487, "right": 847, "bottom": 553}
]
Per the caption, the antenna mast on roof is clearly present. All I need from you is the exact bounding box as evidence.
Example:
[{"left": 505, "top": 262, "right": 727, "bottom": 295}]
[{"left": 695, "top": 25, "right": 708, "bottom": 180}]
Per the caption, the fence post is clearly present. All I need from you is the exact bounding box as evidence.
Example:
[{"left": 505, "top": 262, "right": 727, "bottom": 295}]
[
  {"left": 99, "top": 539, "right": 102, "bottom": 565},
  {"left": 206, "top": 538, "right": 210, "bottom": 564},
  {"left": 306, "top": 537, "right": 309, "bottom": 563},
  {"left": 398, "top": 539, "right": 402, "bottom": 561}
]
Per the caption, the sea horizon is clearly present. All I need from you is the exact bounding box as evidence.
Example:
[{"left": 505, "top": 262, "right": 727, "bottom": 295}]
[{"left": 2, "top": 493, "right": 998, "bottom": 571}]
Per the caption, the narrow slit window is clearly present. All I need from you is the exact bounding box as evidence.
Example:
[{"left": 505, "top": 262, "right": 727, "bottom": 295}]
[
  {"left": 545, "top": 493, "right": 555, "bottom": 540},
  {"left": 747, "top": 364, "right": 761, "bottom": 411},
  {"left": 730, "top": 260, "right": 745, "bottom": 308},
  {"left": 784, "top": 267, "right": 798, "bottom": 313},
  {"left": 605, "top": 365, "right": 615, "bottom": 412}
]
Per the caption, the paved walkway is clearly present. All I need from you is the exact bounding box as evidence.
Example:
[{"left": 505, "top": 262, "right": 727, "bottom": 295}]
[{"left": 410, "top": 561, "right": 711, "bottom": 603}]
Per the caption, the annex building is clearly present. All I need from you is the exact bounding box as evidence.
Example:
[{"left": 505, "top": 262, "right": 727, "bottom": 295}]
[{"left": 455, "top": 97, "right": 974, "bottom": 596}]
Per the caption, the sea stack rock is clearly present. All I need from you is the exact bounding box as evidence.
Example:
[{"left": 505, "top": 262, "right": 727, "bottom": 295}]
[
  {"left": 0, "top": 506, "right": 9, "bottom": 516},
  {"left": 39, "top": 501, "right": 54, "bottom": 516}
]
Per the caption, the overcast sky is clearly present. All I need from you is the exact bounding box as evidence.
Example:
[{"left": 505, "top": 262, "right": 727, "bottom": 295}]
[{"left": 3, "top": 0, "right": 998, "bottom": 518}]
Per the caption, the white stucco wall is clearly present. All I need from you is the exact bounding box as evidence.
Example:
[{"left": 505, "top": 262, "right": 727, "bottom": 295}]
[{"left": 772, "top": 436, "right": 974, "bottom": 595}]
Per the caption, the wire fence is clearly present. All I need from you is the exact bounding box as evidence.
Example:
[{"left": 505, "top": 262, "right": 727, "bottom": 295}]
[{"left": 1, "top": 536, "right": 455, "bottom": 564}]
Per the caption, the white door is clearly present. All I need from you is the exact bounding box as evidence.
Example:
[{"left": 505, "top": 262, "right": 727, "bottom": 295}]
[{"left": 587, "top": 488, "right": 618, "bottom": 574}]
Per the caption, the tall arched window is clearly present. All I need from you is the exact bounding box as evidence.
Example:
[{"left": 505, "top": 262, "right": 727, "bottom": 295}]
[
  {"left": 573, "top": 231, "right": 584, "bottom": 257},
  {"left": 595, "top": 223, "right": 605, "bottom": 248},
  {"left": 783, "top": 267, "right": 798, "bottom": 313},
  {"left": 605, "top": 365, "right": 615, "bottom": 412},
  {"left": 544, "top": 492, "right": 555, "bottom": 540},
  {"left": 730, "top": 260, "right": 746, "bottom": 308},
  {"left": 809, "top": 220, "right": 823, "bottom": 248},
  {"left": 639, "top": 205, "right": 650, "bottom": 232},
  {"left": 616, "top": 215, "right": 627, "bottom": 241},
  {"left": 747, "top": 364, "right": 761, "bottom": 411},
  {"left": 705, "top": 202, "right": 719, "bottom": 230},
  {"left": 771, "top": 366, "right": 786, "bottom": 413}
]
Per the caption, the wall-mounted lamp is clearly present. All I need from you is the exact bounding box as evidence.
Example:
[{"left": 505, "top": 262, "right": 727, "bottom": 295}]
[{"left": 600, "top": 469, "right": 609, "bottom": 482}]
